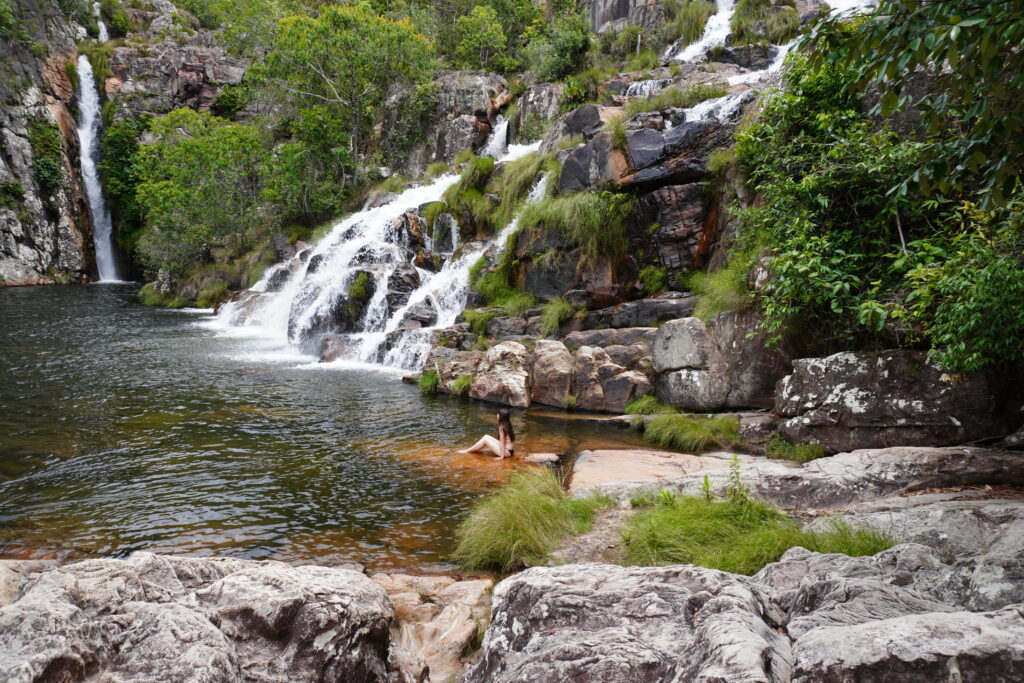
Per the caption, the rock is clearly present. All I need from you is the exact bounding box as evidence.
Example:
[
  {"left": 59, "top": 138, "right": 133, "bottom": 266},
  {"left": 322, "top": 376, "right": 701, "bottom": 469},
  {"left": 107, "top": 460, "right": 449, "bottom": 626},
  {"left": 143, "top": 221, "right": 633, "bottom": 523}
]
[
  {"left": 717, "top": 44, "right": 779, "bottom": 70},
  {"left": 540, "top": 104, "right": 619, "bottom": 154},
  {"left": 625, "top": 127, "right": 666, "bottom": 170},
  {"left": 462, "top": 563, "right": 790, "bottom": 683},
  {"left": 434, "top": 70, "right": 506, "bottom": 120},
  {"left": 268, "top": 232, "right": 296, "bottom": 262},
  {"left": 403, "top": 302, "right": 437, "bottom": 328},
  {"left": 429, "top": 347, "right": 483, "bottom": 394},
  {"left": 632, "top": 183, "right": 715, "bottom": 274},
  {"left": 523, "top": 452, "right": 561, "bottom": 464},
  {"left": 619, "top": 119, "right": 735, "bottom": 191},
  {"left": 572, "top": 346, "right": 616, "bottom": 411},
  {"left": 435, "top": 114, "right": 485, "bottom": 163},
  {"left": 601, "top": 370, "right": 652, "bottom": 413},
  {"left": 0, "top": 560, "right": 57, "bottom": 608},
  {"left": 570, "top": 449, "right": 730, "bottom": 494},
  {"left": 470, "top": 341, "right": 532, "bottom": 408},
  {"left": 775, "top": 350, "right": 1017, "bottom": 452},
  {"left": 791, "top": 605, "right": 1024, "bottom": 682},
  {"left": 564, "top": 327, "right": 658, "bottom": 348},
  {"left": 386, "top": 264, "right": 422, "bottom": 312},
  {"left": 485, "top": 316, "right": 527, "bottom": 338},
  {"left": 707, "top": 309, "right": 791, "bottom": 409},
  {"left": 516, "top": 83, "right": 563, "bottom": 133},
  {"left": 0, "top": 553, "right": 394, "bottom": 682},
  {"left": 320, "top": 334, "right": 361, "bottom": 362},
  {"left": 582, "top": 295, "right": 697, "bottom": 329},
  {"left": 531, "top": 340, "right": 574, "bottom": 408},
  {"left": 652, "top": 317, "right": 723, "bottom": 374},
  {"left": 587, "top": 0, "right": 666, "bottom": 34}
]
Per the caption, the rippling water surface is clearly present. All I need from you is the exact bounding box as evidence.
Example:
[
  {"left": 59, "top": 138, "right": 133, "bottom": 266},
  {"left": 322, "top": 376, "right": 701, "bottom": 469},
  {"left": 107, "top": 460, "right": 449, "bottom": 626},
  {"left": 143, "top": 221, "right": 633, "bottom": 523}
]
[{"left": 0, "top": 285, "right": 645, "bottom": 571}]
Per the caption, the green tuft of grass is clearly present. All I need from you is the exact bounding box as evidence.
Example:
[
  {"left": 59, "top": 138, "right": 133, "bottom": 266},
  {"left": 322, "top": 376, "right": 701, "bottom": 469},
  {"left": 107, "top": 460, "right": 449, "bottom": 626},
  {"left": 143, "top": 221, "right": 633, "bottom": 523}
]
[
  {"left": 625, "top": 49, "right": 660, "bottom": 73},
  {"left": 453, "top": 148, "right": 476, "bottom": 165},
  {"left": 539, "top": 297, "right": 577, "bottom": 337},
  {"left": 452, "top": 373, "right": 474, "bottom": 397},
  {"left": 643, "top": 414, "right": 740, "bottom": 452},
  {"left": 607, "top": 114, "right": 627, "bottom": 150},
  {"left": 196, "top": 280, "right": 228, "bottom": 308},
  {"left": 421, "top": 201, "right": 448, "bottom": 229},
  {"left": 622, "top": 494, "right": 895, "bottom": 574},
  {"left": 688, "top": 255, "right": 753, "bottom": 321},
  {"left": 661, "top": 0, "right": 718, "bottom": 47},
  {"left": 562, "top": 393, "right": 578, "bottom": 410},
  {"left": 764, "top": 433, "right": 826, "bottom": 463},
  {"left": 418, "top": 370, "right": 440, "bottom": 395},
  {"left": 138, "top": 283, "right": 188, "bottom": 308},
  {"left": 425, "top": 161, "right": 451, "bottom": 180},
  {"left": 556, "top": 134, "right": 585, "bottom": 151},
  {"left": 708, "top": 147, "right": 737, "bottom": 176},
  {"left": 639, "top": 265, "right": 669, "bottom": 294},
  {"left": 625, "top": 396, "right": 678, "bottom": 415},
  {"left": 463, "top": 309, "right": 502, "bottom": 336},
  {"left": 452, "top": 469, "right": 614, "bottom": 571},
  {"left": 520, "top": 191, "right": 635, "bottom": 267},
  {"left": 495, "top": 291, "right": 536, "bottom": 317},
  {"left": 487, "top": 151, "right": 549, "bottom": 229},
  {"left": 732, "top": 0, "right": 799, "bottom": 45},
  {"left": 623, "top": 83, "right": 728, "bottom": 119}
]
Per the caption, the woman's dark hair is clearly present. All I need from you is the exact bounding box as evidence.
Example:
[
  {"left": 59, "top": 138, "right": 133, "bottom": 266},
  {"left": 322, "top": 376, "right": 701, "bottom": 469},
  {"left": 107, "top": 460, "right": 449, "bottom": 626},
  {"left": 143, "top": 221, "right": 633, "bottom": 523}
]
[{"left": 497, "top": 408, "right": 515, "bottom": 443}]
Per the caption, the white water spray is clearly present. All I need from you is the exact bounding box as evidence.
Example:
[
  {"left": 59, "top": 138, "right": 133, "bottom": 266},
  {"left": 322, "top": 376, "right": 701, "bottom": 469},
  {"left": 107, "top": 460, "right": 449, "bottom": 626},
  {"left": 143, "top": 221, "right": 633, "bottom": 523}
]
[
  {"left": 674, "top": 0, "right": 736, "bottom": 63},
  {"left": 75, "top": 55, "right": 119, "bottom": 282},
  {"left": 93, "top": 1, "right": 109, "bottom": 41}
]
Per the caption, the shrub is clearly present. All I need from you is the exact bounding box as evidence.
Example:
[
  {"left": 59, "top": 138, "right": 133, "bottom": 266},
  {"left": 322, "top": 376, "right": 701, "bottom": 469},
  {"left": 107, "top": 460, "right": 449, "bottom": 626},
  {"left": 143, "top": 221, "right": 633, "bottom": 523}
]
[
  {"left": 708, "top": 147, "right": 736, "bottom": 176},
  {"left": 417, "top": 369, "right": 440, "bottom": 395},
  {"left": 520, "top": 191, "right": 635, "bottom": 266},
  {"left": 524, "top": 11, "right": 590, "bottom": 82},
  {"left": 28, "top": 118, "right": 64, "bottom": 199},
  {"left": 687, "top": 256, "right": 753, "bottom": 321},
  {"left": 764, "top": 433, "right": 825, "bottom": 463},
  {"left": 539, "top": 297, "right": 576, "bottom": 337},
  {"left": 643, "top": 415, "right": 740, "bottom": 453},
  {"left": 452, "top": 469, "right": 613, "bottom": 571},
  {"left": 624, "top": 396, "right": 677, "bottom": 415},
  {"left": 639, "top": 265, "right": 669, "bottom": 294},
  {"left": 622, "top": 494, "right": 894, "bottom": 574},
  {"left": 425, "top": 161, "right": 450, "bottom": 180},
  {"left": 452, "top": 373, "right": 474, "bottom": 397}
]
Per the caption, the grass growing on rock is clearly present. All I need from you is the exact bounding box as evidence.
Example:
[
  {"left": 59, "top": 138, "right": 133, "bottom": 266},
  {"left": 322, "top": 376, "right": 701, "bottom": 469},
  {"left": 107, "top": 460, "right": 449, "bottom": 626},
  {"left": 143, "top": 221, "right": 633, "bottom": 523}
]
[
  {"left": 417, "top": 370, "right": 440, "bottom": 395},
  {"left": 539, "top": 297, "right": 577, "bottom": 337},
  {"left": 622, "top": 494, "right": 895, "bottom": 574},
  {"left": 643, "top": 414, "right": 740, "bottom": 452},
  {"left": 688, "top": 256, "right": 753, "bottom": 321},
  {"left": 452, "top": 374, "right": 474, "bottom": 397},
  {"left": 452, "top": 469, "right": 614, "bottom": 572},
  {"left": 138, "top": 283, "right": 188, "bottom": 308},
  {"left": 625, "top": 396, "right": 678, "bottom": 415},
  {"left": 622, "top": 83, "right": 728, "bottom": 119},
  {"left": 764, "top": 433, "right": 826, "bottom": 463},
  {"left": 463, "top": 309, "right": 502, "bottom": 336},
  {"left": 520, "top": 191, "right": 635, "bottom": 266},
  {"left": 661, "top": 0, "right": 718, "bottom": 47},
  {"left": 732, "top": 0, "right": 799, "bottom": 45}
]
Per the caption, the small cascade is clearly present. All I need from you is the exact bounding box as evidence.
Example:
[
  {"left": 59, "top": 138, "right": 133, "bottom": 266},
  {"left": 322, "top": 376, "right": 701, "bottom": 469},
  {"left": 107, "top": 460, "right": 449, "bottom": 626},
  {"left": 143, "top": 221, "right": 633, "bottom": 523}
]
[
  {"left": 673, "top": 0, "right": 736, "bottom": 63},
  {"left": 482, "top": 116, "right": 509, "bottom": 158},
  {"left": 75, "top": 55, "right": 120, "bottom": 282},
  {"left": 625, "top": 79, "right": 675, "bottom": 98},
  {"left": 93, "top": 1, "right": 109, "bottom": 41},
  {"left": 215, "top": 141, "right": 542, "bottom": 371}
]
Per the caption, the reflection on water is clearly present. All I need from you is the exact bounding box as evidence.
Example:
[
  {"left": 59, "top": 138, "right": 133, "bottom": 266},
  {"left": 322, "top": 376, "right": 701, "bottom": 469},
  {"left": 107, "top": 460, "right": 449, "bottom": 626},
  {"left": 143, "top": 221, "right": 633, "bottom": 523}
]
[{"left": 0, "top": 285, "right": 646, "bottom": 571}]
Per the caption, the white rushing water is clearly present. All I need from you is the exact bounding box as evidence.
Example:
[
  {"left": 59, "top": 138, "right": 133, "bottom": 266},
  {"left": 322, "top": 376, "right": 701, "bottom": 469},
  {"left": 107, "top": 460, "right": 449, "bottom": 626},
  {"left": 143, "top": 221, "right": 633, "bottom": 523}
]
[
  {"left": 93, "top": 1, "right": 109, "bottom": 41},
  {"left": 75, "top": 55, "right": 119, "bottom": 282},
  {"left": 214, "top": 141, "right": 542, "bottom": 371},
  {"left": 482, "top": 116, "right": 509, "bottom": 158},
  {"left": 674, "top": 0, "right": 736, "bottom": 63}
]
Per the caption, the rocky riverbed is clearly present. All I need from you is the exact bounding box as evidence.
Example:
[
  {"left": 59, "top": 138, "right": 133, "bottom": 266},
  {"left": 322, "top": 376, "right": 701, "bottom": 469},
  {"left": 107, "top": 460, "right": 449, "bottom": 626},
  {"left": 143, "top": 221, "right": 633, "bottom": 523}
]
[{"left": 3, "top": 445, "right": 1022, "bottom": 682}]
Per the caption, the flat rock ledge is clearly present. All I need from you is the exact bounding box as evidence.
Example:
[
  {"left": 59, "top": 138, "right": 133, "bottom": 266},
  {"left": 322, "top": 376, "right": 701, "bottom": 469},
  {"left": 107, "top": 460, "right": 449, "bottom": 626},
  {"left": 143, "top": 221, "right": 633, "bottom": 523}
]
[{"left": 0, "top": 553, "right": 491, "bottom": 683}]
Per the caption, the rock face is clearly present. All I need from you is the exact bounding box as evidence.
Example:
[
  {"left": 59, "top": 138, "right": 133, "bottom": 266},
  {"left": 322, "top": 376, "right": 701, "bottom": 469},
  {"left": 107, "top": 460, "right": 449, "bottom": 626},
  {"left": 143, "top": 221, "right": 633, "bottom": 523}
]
[
  {"left": 470, "top": 341, "right": 532, "bottom": 408},
  {"left": 465, "top": 563, "right": 789, "bottom": 683},
  {"left": 0, "top": 1, "right": 92, "bottom": 284},
  {"left": 0, "top": 552, "right": 395, "bottom": 682},
  {"left": 586, "top": 0, "right": 665, "bottom": 33},
  {"left": 775, "top": 350, "right": 1017, "bottom": 452},
  {"left": 531, "top": 339, "right": 574, "bottom": 407}
]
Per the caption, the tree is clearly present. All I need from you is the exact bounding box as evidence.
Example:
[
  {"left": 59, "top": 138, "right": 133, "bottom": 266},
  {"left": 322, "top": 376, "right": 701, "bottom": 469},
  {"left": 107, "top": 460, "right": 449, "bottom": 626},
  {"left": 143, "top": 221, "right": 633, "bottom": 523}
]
[
  {"left": 455, "top": 5, "right": 508, "bottom": 71},
  {"left": 261, "top": 4, "right": 434, "bottom": 164},
  {"left": 803, "top": 0, "right": 1024, "bottom": 206}
]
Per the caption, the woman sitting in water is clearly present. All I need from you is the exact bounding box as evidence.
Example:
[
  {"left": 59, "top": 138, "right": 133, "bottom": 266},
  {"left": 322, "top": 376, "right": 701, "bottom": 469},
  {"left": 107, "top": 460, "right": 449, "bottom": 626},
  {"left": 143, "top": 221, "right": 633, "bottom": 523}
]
[{"left": 458, "top": 408, "right": 516, "bottom": 459}]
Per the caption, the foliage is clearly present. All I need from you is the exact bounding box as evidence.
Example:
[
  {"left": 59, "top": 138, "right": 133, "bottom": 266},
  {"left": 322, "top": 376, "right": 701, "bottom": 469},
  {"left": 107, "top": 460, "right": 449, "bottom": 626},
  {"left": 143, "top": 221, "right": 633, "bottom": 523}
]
[
  {"left": 687, "top": 256, "right": 752, "bottom": 321},
  {"left": 260, "top": 4, "right": 434, "bottom": 163},
  {"left": 135, "top": 109, "right": 266, "bottom": 278},
  {"left": 539, "top": 296, "right": 576, "bottom": 337},
  {"left": 520, "top": 191, "right": 636, "bottom": 266},
  {"left": 642, "top": 415, "right": 740, "bottom": 453},
  {"left": 452, "top": 373, "right": 474, "bottom": 397},
  {"left": 486, "top": 151, "right": 548, "bottom": 229},
  {"left": 464, "top": 308, "right": 500, "bottom": 336},
  {"left": 77, "top": 41, "right": 115, "bottom": 90},
  {"left": 137, "top": 282, "right": 189, "bottom": 308},
  {"left": 639, "top": 265, "right": 668, "bottom": 294},
  {"left": 99, "top": 116, "right": 147, "bottom": 253},
  {"left": 29, "top": 118, "right": 64, "bottom": 201},
  {"left": 523, "top": 11, "right": 590, "bottom": 82},
  {"left": 173, "top": 0, "right": 298, "bottom": 56},
  {"left": 425, "top": 162, "right": 450, "bottom": 180},
  {"left": 345, "top": 271, "right": 373, "bottom": 321},
  {"left": 444, "top": 155, "right": 496, "bottom": 232},
  {"left": 764, "top": 433, "right": 825, "bottom": 463},
  {"left": 625, "top": 49, "right": 660, "bottom": 73},
  {"left": 417, "top": 369, "right": 440, "bottom": 394},
  {"left": 803, "top": 0, "right": 1024, "bottom": 207},
  {"left": 196, "top": 280, "right": 229, "bottom": 308},
  {"left": 624, "top": 396, "right": 677, "bottom": 415},
  {"left": 622, "top": 494, "right": 894, "bottom": 573},
  {"left": 660, "top": 0, "right": 717, "bottom": 48},
  {"left": 517, "top": 114, "right": 551, "bottom": 143},
  {"left": 452, "top": 469, "right": 613, "bottom": 571},
  {"left": 732, "top": 0, "right": 798, "bottom": 45},
  {"left": 210, "top": 84, "right": 251, "bottom": 120},
  {"left": 707, "top": 147, "right": 736, "bottom": 175},
  {"left": 454, "top": 5, "right": 510, "bottom": 72},
  {"left": 621, "top": 83, "right": 727, "bottom": 119}
]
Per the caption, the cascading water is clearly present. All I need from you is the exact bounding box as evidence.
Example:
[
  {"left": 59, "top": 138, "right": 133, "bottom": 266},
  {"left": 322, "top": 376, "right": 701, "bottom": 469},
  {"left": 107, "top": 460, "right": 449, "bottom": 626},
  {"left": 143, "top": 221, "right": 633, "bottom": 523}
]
[
  {"left": 625, "top": 79, "right": 674, "bottom": 98},
  {"left": 75, "top": 55, "right": 120, "bottom": 282},
  {"left": 214, "top": 141, "right": 542, "bottom": 371},
  {"left": 673, "top": 0, "right": 736, "bottom": 63},
  {"left": 482, "top": 115, "right": 509, "bottom": 158},
  {"left": 93, "top": 1, "right": 109, "bottom": 41}
]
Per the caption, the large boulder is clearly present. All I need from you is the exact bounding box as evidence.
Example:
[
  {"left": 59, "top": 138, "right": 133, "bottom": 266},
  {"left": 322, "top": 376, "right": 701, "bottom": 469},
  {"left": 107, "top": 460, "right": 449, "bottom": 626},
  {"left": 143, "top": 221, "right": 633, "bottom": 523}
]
[
  {"left": 619, "top": 119, "right": 735, "bottom": 191},
  {"left": 775, "top": 350, "right": 1017, "bottom": 452},
  {"left": 428, "top": 346, "right": 483, "bottom": 395},
  {"left": 0, "top": 553, "right": 394, "bottom": 682},
  {"left": 531, "top": 340, "right": 574, "bottom": 408},
  {"left": 515, "top": 83, "right": 563, "bottom": 138},
  {"left": 470, "top": 341, "right": 532, "bottom": 408},
  {"left": 463, "top": 563, "right": 790, "bottom": 683}
]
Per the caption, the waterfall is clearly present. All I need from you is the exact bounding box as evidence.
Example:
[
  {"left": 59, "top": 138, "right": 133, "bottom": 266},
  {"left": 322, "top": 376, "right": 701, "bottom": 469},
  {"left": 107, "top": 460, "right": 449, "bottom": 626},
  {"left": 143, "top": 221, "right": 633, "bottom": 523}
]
[
  {"left": 213, "top": 141, "right": 542, "bottom": 371},
  {"left": 625, "top": 79, "right": 675, "bottom": 98},
  {"left": 482, "top": 116, "right": 509, "bottom": 158},
  {"left": 93, "top": 1, "right": 109, "bottom": 41},
  {"left": 75, "top": 55, "right": 120, "bottom": 282},
  {"left": 673, "top": 0, "right": 736, "bottom": 63}
]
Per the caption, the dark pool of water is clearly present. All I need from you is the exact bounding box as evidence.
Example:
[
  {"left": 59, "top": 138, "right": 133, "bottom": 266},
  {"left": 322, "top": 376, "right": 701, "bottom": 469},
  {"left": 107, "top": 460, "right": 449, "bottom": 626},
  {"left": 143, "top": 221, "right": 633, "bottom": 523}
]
[{"left": 0, "top": 284, "right": 646, "bottom": 571}]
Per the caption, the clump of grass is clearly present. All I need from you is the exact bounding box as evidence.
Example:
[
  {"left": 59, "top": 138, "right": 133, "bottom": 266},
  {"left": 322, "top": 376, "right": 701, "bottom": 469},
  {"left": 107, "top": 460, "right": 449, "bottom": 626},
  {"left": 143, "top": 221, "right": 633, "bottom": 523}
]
[
  {"left": 196, "top": 280, "right": 228, "bottom": 308},
  {"left": 425, "top": 161, "right": 450, "bottom": 180},
  {"left": 688, "top": 256, "right": 753, "bottom": 321},
  {"left": 452, "top": 469, "right": 614, "bottom": 571},
  {"left": 556, "top": 134, "right": 585, "bottom": 151},
  {"left": 625, "top": 49, "right": 660, "bottom": 73},
  {"left": 463, "top": 309, "right": 501, "bottom": 336},
  {"left": 562, "top": 393, "right": 578, "bottom": 410},
  {"left": 639, "top": 265, "right": 669, "bottom": 294},
  {"left": 643, "top": 414, "right": 740, "bottom": 453},
  {"left": 661, "top": 0, "right": 718, "bottom": 47},
  {"left": 623, "top": 83, "right": 728, "bottom": 118},
  {"left": 732, "top": 0, "right": 799, "bottom": 45},
  {"left": 453, "top": 148, "right": 476, "bottom": 165},
  {"left": 520, "top": 192, "right": 635, "bottom": 266},
  {"left": 444, "top": 156, "right": 496, "bottom": 231},
  {"left": 624, "top": 396, "right": 678, "bottom": 415},
  {"left": 138, "top": 283, "right": 188, "bottom": 308},
  {"left": 708, "top": 147, "right": 737, "bottom": 176},
  {"left": 421, "top": 201, "right": 449, "bottom": 230},
  {"left": 488, "top": 151, "right": 549, "bottom": 228},
  {"left": 539, "top": 297, "right": 577, "bottom": 337},
  {"left": 452, "top": 373, "right": 474, "bottom": 397},
  {"left": 496, "top": 291, "right": 536, "bottom": 317},
  {"left": 622, "top": 494, "right": 895, "bottom": 574},
  {"left": 764, "top": 433, "right": 826, "bottom": 463},
  {"left": 418, "top": 370, "right": 440, "bottom": 395},
  {"left": 606, "top": 114, "right": 627, "bottom": 150}
]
